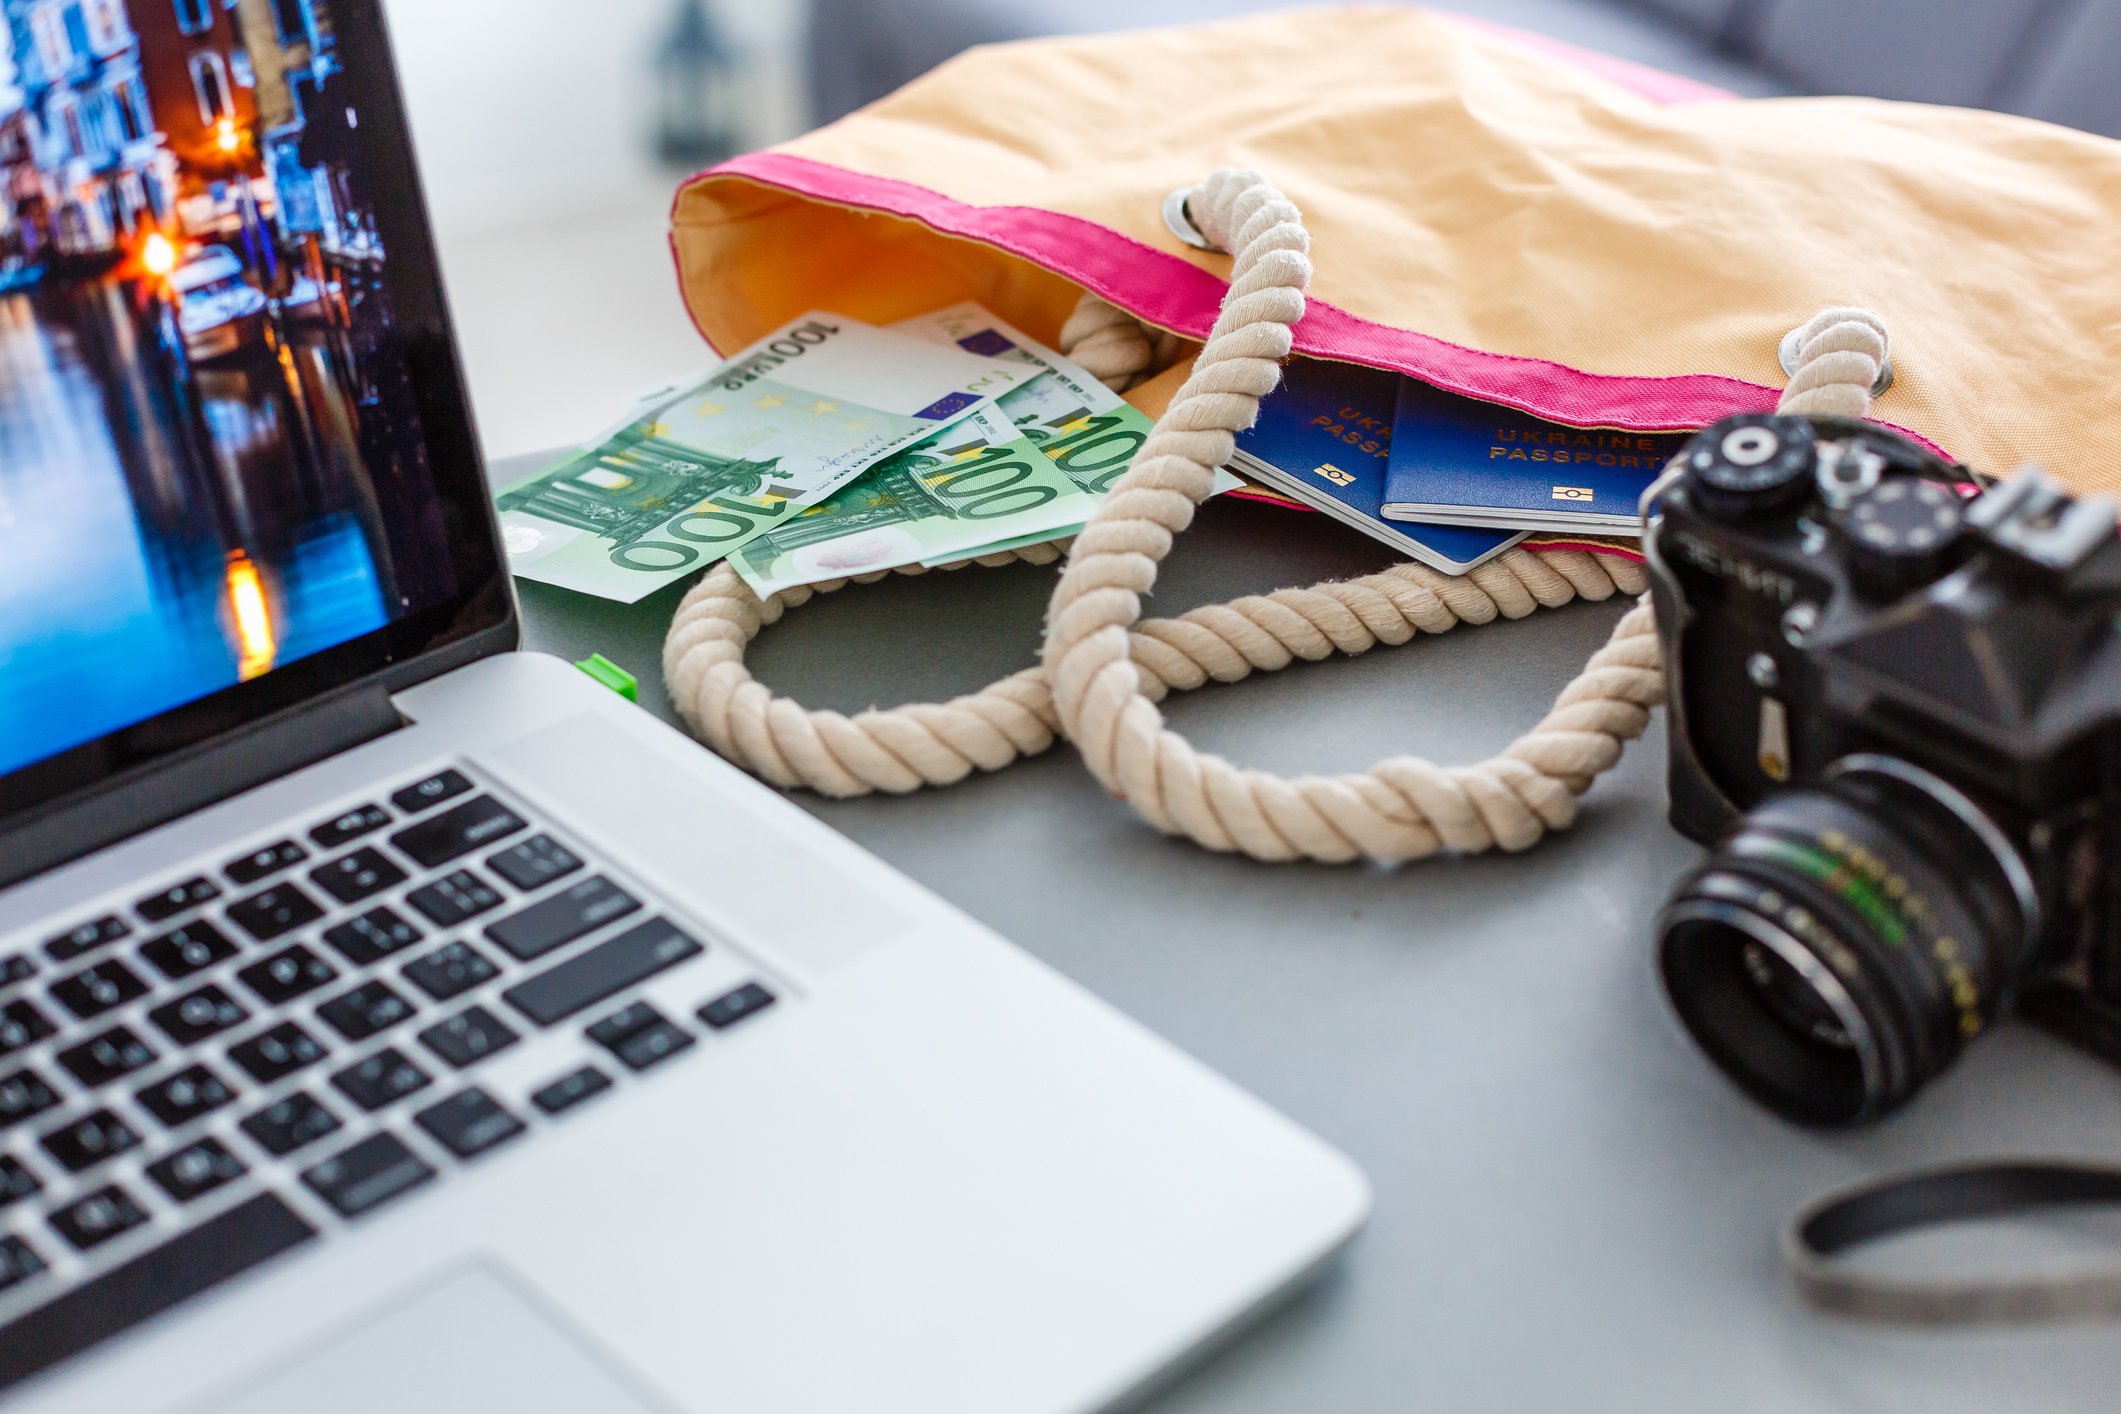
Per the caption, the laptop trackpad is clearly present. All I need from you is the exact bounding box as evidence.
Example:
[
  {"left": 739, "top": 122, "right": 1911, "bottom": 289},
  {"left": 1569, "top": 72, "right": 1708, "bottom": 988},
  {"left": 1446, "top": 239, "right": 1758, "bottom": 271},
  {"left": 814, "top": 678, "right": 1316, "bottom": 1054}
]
[{"left": 206, "top": 1264, "right": 673, "bottom": 1414}]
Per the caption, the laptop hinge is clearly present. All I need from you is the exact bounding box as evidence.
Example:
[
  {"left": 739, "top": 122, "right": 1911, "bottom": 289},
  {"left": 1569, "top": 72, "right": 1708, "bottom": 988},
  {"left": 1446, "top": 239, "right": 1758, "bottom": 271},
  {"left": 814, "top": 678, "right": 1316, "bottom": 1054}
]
[{"left": 0, "top": 685, "right": 407, "bottom": 890}]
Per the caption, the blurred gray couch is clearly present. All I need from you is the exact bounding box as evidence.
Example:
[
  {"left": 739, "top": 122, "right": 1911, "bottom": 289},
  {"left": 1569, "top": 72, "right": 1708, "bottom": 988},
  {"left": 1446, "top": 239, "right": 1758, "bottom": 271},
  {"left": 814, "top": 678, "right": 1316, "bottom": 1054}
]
[{"left": 807, "top": 0, "right": 2121, "bottom": 138}]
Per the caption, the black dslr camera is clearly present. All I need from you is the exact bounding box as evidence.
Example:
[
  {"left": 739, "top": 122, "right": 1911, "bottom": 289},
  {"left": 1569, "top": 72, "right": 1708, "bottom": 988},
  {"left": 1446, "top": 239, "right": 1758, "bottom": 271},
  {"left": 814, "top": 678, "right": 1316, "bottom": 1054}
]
[{"left": 1645, "top": 413, "right": 2121, "bottom": 1126}]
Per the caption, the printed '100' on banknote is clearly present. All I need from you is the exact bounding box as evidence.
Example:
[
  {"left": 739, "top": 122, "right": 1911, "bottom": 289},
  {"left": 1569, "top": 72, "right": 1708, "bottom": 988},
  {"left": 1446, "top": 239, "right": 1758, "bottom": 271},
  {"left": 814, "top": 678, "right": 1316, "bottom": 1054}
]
[
  {"left": 732, "top": 405, "right": 1097, "bottom": 598},
  {"left": 893, "top": 303, "right": 1242, "bottom": 527},
  {"left": 892, "top": 303, "right": 1157, "bottom": 499},
  {"left": 495, "top": 313, "right": 1035, "bottom": 602}
]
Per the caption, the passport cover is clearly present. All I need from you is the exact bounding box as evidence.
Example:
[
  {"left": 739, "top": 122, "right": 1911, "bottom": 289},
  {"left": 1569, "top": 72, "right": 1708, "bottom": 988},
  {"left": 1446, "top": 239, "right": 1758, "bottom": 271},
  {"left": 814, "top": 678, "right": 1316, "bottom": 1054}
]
[
  {"left": 1233, "top": 360, "right": 1522, "bottom": 575},
  {"left": 1381, "top": 378, "right": 1688, "bottom": 534}
]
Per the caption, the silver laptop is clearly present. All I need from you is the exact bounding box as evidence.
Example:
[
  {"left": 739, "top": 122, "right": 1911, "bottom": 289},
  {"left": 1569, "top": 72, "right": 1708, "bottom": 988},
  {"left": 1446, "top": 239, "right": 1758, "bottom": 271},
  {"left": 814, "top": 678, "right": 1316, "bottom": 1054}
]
[{"left": 0, "top": 5, "right": 1366, "bottom": 1410}]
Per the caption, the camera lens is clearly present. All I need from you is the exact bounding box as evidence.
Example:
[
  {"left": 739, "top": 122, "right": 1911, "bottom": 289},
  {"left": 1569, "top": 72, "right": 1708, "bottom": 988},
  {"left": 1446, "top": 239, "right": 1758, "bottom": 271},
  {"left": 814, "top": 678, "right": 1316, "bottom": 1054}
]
[
  {"left": 1738, "top": 938, "right": 1854, "bottom": 1050},
  {"left": 1657, "top": 758, "right": 2038, "bottom": 1126}
]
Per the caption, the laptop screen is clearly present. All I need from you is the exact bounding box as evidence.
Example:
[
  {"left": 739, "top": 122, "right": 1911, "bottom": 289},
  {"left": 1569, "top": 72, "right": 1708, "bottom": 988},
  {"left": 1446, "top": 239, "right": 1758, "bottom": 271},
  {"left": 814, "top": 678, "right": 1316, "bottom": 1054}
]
[{"left": 0, "top": 1, "right": 505, "bottom": 815}]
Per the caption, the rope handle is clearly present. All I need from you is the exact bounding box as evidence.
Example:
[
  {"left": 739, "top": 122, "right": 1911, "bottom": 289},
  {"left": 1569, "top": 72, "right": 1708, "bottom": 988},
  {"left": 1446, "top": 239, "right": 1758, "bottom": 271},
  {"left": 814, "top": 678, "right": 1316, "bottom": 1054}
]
[{"left": 663, "top": 169, "right": 1891, "bottom": 862}]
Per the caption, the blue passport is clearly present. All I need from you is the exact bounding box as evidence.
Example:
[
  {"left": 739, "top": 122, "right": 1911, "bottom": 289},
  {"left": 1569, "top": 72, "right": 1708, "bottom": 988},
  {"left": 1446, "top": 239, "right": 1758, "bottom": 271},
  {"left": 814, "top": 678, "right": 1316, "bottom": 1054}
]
[
  {"left": 1380, "top": 378, "right": 1689, "bottom": 536},
  {"left": 1231, "top": 360, "right": 1524, "bottom": 575}
]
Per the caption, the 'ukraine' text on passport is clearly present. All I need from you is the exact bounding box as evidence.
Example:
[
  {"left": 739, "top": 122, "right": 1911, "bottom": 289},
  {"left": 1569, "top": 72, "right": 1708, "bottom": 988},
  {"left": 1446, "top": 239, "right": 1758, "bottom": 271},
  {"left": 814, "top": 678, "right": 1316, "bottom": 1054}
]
[{"left": 1380, "top": 378, "right": 1690, "bottom": 536}]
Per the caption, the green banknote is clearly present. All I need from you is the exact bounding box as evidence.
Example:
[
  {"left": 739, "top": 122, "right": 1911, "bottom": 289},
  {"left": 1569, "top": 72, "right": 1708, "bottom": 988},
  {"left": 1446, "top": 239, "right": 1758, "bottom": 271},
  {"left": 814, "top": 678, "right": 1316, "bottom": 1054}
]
[
  {"left": 920, "top": 522, "right": 1084, "bottom": 567},
  {"left": 496, "top": 313, "right": 1035, "bottom": 602},
  {"left": 731, "top": 406, "right": 1096, "bottom": 597},
  {"left": 893, "top": 303, "right": 1159, "bottom": 497},
  {"left": 893, "top": 303, "right": 1242, "bottom": 560}
]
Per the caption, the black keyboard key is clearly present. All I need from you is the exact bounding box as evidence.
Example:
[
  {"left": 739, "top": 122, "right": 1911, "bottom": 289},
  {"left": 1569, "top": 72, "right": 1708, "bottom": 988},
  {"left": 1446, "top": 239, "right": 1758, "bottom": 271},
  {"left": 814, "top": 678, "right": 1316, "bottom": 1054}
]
[
  {"left": 331, "top": 1048, "right": 432, "bottom": 1112},
  {"left": 0, "top": 1000, "right": 51, "bottom": 1058},
  {"left": 228, "top": 1021, "right": 328, "bottom": 1085},
  {"left": 225, "top": 838, "right": 309, "bottom": 887},
  {"left": 414, "top": 1088, "right": 524, "bottom": 1160},
  {"left": 147, "top": 985, "right": 249, "bottom": 1047},
  {"left": 146, "top": 1137, "right": 246, "bottom": 1204},
  {"left": 56, "top": 1026, "right": 158, "bottom": 1087},
  {"left": 49, "top": 1185, "right": 148, "bottom": 1251},
  {"left": 402, "top": 942, "right": 498, "bottom": 1002},
  {"left": 503, "top": 918, "right": 705, "bottom": 1028},
  {"left": 0, "top": 1071, "right": 60, "bottom": 1130},
  {"left": 136, "top": 876, "right": 221, "bottom": 924},
  {"left": 486, "top": 876, "right": 640, "bottom": 962},
  {"left": 612, "top": 1020, "right": 694, "bottom": 1073},
  {"left": 417, "top": 1007, "right": 519, "bottom": 1070},
  {"left": 241, "top": 1092, "right": 341, "bottom": 1157},
  {"left": 406, "top": 870, "right": 503, "bottom": 928},
  {"left": 44, "top": 915, "right": 129, "bottom": 963},
  {"left": 310, "top": 847, "right": 409, "bottom": 906},
  {"left": 0, "top": 1157, "right": 39, "bottom": 1208},
  {"left": 225, "top": 883, "right": 326, "bottom": 943},
  {"left": 311, "top": 803, "right": 389, "bottom": 851},
  {"left": 237, "top": 945, "right": 337, "bottom": 1006},
  {"left": 531, "top": 1066, "right": 612, "bottom": 1116},
  {"left": 322, "top": 907, "right": 424, "bottom": 967},
  {"left": 0, "top": 1234, "right": 46, "bottom": 1294},
  {"left": 585, "top": 1001, "right": 661, "bottom": 1048},
  {"left": 41, "top": 1110, "right": 141, "bottom": 1174},
  {"left": 135, "top": 1064, "right": 236, "bottom": 1129},
  {"left": 137, "top": 919, "right": 240, "bottom": 981},
  {"left": 699, "top": 982, "right": 779, "bottom": 1031},
  {"left": 0, "top": 1193, "right": 314, "bottom": 1392},
  {"left": 302, "top": 1132, "right": 434, "bottom": 1219},
  {"left": 487, "top": 834, "right": 585, "bottom": 892},
  {"left": 0, "top": 956, "right": 32, "bottom": 988},
  {"left": 49, "top": 959, "right": 148, "bottom": 1020},
  {"left": 317, "top": 980, "right": 417, "bottom": 1042},
  {"left": 390, "top": 796, "right": 525, "bottom": 870},
  {"left": 391, "top": 769, "right": 474, "bottom": 816}
]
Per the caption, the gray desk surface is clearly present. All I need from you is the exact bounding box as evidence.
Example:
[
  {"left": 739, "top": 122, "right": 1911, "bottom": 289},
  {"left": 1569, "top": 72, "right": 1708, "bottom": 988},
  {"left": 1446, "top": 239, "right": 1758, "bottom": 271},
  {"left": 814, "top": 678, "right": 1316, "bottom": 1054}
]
[{"left": 497, "top": 451, "right": 2121, "bottom": 1413}]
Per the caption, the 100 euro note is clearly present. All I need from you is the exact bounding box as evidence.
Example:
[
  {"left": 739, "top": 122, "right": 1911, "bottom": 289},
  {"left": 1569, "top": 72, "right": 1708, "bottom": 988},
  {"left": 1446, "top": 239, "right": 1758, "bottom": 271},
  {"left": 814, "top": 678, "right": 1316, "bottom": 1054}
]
[
  {"left": 730, "top": 405, "right": 1097, "bottom": 597},
  {"left": 892, "top": 303, "right": 1241, "bottom": 566},
  {"left": 495, "top": 313, "right": 1036, "bottom": 602}
]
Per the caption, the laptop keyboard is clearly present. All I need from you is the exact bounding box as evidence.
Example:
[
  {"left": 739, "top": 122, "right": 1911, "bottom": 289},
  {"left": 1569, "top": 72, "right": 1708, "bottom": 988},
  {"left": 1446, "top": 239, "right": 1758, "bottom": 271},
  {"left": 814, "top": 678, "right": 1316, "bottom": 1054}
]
[{"left": 0, "top": 764, "right": 784, "bottom": 1393}]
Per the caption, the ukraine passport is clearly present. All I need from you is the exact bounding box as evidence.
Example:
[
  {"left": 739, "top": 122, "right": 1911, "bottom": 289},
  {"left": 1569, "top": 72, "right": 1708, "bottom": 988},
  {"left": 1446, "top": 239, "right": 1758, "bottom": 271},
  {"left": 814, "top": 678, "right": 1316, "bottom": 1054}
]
[
  {"left": 1230, "top": 359, "right": 1523, "bottom": 575},
  {"left": 1380, "top": 379, "right": 1688, "bottom": 536}
]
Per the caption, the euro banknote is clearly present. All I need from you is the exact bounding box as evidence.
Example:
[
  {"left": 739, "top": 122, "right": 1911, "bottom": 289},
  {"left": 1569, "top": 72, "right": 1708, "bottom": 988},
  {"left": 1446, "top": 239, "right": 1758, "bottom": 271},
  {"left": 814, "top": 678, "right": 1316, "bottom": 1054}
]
[
  {"left": 892, "top": 303, "right": 1160, "bottom": 497},
  {"left": 731, "top": 405, "right": 1098, "bottom": 598},
  {"left": 920, "top": 523, "right": 1084, "bottom": 568},
  {"left": 894, "top": 304, "right": 1241, "bottom": 562},
  {"left": 495, "top": 313, "right": 1036, "bottom": 602}
]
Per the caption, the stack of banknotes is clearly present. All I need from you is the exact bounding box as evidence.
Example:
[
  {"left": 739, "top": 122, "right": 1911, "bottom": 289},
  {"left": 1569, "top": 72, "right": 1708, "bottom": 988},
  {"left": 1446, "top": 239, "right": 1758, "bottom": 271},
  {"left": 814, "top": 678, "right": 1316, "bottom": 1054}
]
[{"left": 497, "top": 304, "right": 1226, "bottom": 603}]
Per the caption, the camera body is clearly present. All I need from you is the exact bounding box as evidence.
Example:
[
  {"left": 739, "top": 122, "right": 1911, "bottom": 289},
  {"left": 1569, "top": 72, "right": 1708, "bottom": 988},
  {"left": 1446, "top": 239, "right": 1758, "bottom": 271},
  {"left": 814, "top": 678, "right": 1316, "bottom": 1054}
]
[{"left": 1646, "top": 413, "right": 2121, "bottom": 1124}]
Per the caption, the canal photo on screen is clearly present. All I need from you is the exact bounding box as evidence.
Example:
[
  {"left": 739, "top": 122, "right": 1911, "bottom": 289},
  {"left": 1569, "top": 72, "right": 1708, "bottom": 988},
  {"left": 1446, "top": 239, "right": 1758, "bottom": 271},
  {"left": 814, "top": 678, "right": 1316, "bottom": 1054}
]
[{"left": 0, "top": 0, "right": 457, "bottom": 779}]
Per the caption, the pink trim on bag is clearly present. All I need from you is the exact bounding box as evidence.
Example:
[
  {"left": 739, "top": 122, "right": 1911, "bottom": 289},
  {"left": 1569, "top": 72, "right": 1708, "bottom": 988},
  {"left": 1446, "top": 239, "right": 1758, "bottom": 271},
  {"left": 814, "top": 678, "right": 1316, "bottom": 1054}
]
[
  {"left": 679, "top": 153, "right": 1939, "bottom": 454},
  {"left": 1436, "top": 11, "right": 1740, "bottom": 106}
]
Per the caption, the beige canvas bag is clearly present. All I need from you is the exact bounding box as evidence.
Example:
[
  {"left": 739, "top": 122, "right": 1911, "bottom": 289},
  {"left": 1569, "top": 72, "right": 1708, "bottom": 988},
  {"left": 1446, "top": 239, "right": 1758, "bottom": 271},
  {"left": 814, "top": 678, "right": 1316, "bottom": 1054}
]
[{"left": 655, "top": 8, "right": 2121, "bottom": 863}]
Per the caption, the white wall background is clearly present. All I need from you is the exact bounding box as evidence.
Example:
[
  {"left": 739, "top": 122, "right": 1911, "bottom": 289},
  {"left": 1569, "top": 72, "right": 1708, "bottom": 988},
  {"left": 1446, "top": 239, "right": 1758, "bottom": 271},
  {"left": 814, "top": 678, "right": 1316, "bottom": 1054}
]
[
  {"left": 376, "top": 0, "right": 808, "bottom": 456},
  {"left": 381, "top": 0, "right": 804, "bottom": 238}
]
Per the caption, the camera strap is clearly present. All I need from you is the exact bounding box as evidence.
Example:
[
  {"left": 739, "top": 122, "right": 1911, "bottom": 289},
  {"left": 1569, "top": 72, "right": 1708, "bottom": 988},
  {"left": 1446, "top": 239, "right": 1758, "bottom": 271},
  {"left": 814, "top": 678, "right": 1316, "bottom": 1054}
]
[{"left": 1786, "top": 1161, "right": 2121, "bottom": 1323}]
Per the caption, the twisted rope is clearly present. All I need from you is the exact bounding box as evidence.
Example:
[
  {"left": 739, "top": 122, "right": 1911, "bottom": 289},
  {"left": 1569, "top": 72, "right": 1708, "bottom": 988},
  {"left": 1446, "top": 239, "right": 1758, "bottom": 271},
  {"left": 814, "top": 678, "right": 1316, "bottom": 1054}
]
[
  {"left": 664, "top": 167, "right": 1889, "bottom": 862},
  {"left": 1059, "top": 293, "right": 1157, "bottom": 392},
  {"left": 1779, "top": 306, "right": 1890, "bottom": 417}
]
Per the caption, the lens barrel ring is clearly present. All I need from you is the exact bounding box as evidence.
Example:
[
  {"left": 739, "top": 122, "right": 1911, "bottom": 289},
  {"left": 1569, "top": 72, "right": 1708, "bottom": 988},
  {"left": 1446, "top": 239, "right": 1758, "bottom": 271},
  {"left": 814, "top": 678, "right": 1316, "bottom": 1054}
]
[
  {"left": 1739, "top": 798, "right": 1996, "bottom": 1071},
  {"left": 1658, "top": 765, "right": 2036, "bottom": 1126}
]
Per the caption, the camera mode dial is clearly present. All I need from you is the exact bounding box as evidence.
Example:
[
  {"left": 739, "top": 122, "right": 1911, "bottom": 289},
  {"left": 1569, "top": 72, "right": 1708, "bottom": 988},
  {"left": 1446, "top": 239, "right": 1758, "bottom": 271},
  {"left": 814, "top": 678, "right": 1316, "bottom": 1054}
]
[
  {"left": 1683, "top": 415, "right": 1817, "bottom": 522},
  {"left": 1838, "top": 478, "right": 1967, "bottom": 598}
]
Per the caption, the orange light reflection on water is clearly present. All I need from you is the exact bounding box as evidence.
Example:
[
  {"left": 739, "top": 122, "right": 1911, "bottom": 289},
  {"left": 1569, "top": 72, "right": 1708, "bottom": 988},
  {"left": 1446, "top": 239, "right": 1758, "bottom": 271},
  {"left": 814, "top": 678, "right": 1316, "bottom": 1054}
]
[
  {"left": 142, "top": 233, "right": 177, "bottom": 278},
  {"left": 225, "top": 553, "right": 278, "bottom": 680}
]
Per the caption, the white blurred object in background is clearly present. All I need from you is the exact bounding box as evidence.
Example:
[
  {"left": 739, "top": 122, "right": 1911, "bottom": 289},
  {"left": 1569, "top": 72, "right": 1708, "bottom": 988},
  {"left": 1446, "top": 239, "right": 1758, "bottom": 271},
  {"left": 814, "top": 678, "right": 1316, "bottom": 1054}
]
[{"left": 379, "top": 0, "right": 807, "bottom": 458}]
